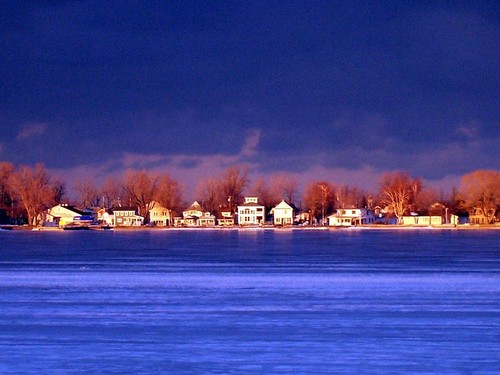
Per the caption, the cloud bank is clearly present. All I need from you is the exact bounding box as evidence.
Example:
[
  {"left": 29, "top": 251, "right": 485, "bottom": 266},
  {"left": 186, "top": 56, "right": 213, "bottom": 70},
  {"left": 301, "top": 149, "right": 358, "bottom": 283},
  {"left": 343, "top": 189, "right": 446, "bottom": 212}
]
[{"left": 16, "top": 122, "right": 47, "bottom": 140}]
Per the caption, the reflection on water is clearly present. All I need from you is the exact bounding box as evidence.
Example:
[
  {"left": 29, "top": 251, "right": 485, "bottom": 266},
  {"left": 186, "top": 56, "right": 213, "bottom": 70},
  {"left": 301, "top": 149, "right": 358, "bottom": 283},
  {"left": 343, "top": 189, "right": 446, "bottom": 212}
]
[{"left": 0, "top": 230, "right": 498, "bottom": 373}]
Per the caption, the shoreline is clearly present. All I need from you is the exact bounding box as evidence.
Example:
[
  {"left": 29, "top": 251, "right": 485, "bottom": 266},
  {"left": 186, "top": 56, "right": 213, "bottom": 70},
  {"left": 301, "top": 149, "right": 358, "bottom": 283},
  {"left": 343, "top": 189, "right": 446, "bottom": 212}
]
[{"left": 2, "top": 224, "right": 499, "bottom": 232}]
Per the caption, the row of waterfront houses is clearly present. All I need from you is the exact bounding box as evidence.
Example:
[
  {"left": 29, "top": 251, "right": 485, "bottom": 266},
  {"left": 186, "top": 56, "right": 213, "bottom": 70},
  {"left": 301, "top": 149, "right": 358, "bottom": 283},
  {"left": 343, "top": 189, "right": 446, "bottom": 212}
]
[
  {"left": 40, "top": 196, "right": 490, "bottom": 229},
  {"left": 45, "top": 197, "right": 293, "bottom": 228}
]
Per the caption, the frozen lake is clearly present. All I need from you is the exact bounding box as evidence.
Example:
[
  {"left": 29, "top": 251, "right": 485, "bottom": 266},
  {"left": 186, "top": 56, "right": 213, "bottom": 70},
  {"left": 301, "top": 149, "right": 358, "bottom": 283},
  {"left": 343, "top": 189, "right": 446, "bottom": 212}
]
[{"left": 0, "top": 229, "right": 499, "bottom": 373}]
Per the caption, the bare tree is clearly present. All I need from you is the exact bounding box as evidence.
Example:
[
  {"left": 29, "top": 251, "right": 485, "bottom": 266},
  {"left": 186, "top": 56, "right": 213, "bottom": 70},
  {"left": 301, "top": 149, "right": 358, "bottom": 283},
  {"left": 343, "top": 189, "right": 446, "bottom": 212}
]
[
  {"left": 412, "top": 187, "right": 438, "bottom": 215},
  {"left": 459, "top": 169, "right": 499, "bottom": 224},
  {"left": 335, "top": 184, "right": 365, "bottom": 208},
  {"left": 101, "top": 177, "right": 122, "bottom": 208},
  {"left": 380, "top": 171, "right": 420, "bottom": 224},
  {"left": 122, "top": 170, "right": 158, "bottom": 222},
  {"left": 49, "top": 177, "right": 66, "bottom": 207},
  {"left": 196, "top": 177, "right": 223, "bottom": 214},
  {"left": 220, "top": 166, "right": 249, "bottom": 210},
  {"left": 303, "top": 181, "right": 335, "bottom": 225},
  {"left": 0, "top": 162, "right": 15, "bottom": 212},
  {"left": 75, "top": 179, "right": 101, "bottom": 208},
  {"left": 9, "top": 164, "right": 51, "bottom": 226},
  {"left": 269, "top": 173, "right": 299, "bottom": 204},
  {"left": 251, "top": 178, "right": 280, "bottom": 208},
  {"left": 156, "top": 173, "right": 184, "bottom": 213}
]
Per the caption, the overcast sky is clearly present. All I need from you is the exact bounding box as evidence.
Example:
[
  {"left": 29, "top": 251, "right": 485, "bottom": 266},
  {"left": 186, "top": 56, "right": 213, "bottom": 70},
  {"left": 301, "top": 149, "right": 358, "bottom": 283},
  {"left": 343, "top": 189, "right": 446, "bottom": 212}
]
[{"left": 1, "top": 1, "right": 498, "bottom": 196}]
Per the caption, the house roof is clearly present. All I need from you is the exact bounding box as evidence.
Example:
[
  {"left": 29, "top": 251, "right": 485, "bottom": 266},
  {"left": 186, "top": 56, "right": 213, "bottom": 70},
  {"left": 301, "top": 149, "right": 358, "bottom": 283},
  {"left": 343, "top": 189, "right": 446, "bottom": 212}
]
[
  {"left": 219, "top": 204, "right": 233, "bottom": 213},
  {"left": 274, "top": 200, "right": 293, "bottom": 209},
  {"left": 185, "top": 201, "right": 203, "bottom": 211},
  {"left": 52, "top": 204, "right": 87, "bottom": 216},
  {"left": 270, "top": 201, "right": 300, "bottom": 214},
  {"left": 331, "top": 208, "right": 374, "bottom": 218},
  {"left": 237, "top": 202, "right": 264, "bottom": 207},
  {"left": 217, "top": 212, "right": 235, "bottom": 219},
  {"left": 199, "top": 215, "right": 216, "bottom": 220},
  {"left": 111, "top": 206, "right": 138, "bottom": 212}
]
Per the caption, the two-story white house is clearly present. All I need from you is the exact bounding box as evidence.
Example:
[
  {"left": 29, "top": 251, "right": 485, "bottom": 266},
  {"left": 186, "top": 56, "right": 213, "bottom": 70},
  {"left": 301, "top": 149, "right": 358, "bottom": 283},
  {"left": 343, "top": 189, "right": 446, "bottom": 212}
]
[
  {"left": 149, "top": 201, "right": 172, "bottom": 226},
  {"left": 237, "top": 197, "right": 265, "bottom": 225},
  {"left": 270, "top": 200, "right": 295, "bottom": 226},
  {"left": 328, "top": 208, "right": 375, "bottom": 227},
  {"left": 217, "top": 205, "right": 235, "bottom": 226},
  {"left": 113, "top": 207, "right": 144, "bottom": 227},
  {"left": 175, "top": 201, "right": 215, "bottom": 226}
]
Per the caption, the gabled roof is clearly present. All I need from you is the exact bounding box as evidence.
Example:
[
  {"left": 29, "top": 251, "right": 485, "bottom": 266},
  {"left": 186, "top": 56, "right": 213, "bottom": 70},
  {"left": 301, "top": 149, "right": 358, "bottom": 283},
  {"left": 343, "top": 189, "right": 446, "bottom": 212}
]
[
  {"left": 274, "top": 200, "right": 293, "bottom": 210},
  {"left": 185, "top": 201, "right": 203, "bottom": 211},
  {"left": 270, "top": 201, "right": 300, "bottom": 214}
]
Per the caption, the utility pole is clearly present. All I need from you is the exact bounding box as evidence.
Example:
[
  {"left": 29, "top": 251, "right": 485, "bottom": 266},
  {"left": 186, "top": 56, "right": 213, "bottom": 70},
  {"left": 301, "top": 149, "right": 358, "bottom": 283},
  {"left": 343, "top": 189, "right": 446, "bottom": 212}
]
[{"left": 319, "top": 183, "right": 327, "bottom": 226}]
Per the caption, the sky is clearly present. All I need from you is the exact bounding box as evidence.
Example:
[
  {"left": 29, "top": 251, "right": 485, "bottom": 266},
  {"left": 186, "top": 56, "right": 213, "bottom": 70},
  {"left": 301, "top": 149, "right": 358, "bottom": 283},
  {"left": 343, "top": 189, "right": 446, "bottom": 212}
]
[{"left": 1, "top": 1, "right": 498, "bottom": 197}]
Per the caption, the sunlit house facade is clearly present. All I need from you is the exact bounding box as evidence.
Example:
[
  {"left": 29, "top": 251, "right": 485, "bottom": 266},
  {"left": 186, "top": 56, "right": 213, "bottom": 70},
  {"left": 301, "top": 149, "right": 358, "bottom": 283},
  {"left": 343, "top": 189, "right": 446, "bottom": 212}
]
[{"left": 237, "top": 197, "right": 265, "bottom": 225}]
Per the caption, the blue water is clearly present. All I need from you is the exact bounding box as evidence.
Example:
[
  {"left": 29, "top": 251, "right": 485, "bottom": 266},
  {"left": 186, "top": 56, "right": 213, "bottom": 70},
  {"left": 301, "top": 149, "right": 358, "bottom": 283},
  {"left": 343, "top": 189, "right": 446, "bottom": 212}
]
[{"left": 0, "top": 229, "right": 498, "bottom": 374}]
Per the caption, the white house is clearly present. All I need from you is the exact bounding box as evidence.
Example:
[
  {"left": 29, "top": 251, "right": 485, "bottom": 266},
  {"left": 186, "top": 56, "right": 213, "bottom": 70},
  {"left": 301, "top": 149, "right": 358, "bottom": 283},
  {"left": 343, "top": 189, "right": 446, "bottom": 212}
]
[
  {"left": 183, "top": 201, "right": 204, "bottom": 218},
  {"left": 113, "top": 207, "right": 144, "bottom": 226},
  {"left": 328, "top": 208, "right": 375, "bottom": 227},
  {"left": 217, "top": 205, "right": 235, "bottom": 226},
  {"left": 97, "top": 208, "right": 114, "bottom": 226},
  {"left": 401, "top": 215, "right": 443, "bottom": 226},
  {"left": 270, "top": 200, "right": 294, "bottom": 226},
  {"left": 46, "top": 204, "right": 91, "bottom": 227},
  {"left": 149, "top": 202, "right": 172, "bottom": 226},
  {"left": 178, "top": 201, "right": 204, "bottom": 226},
  {"left": 237, "top": 197, "right": 265, "bottom": 225},
  {"left": 176, "top": 201, "right": 215, "bottom": 226},
  {"left": 198, "top": 211, "right": 216, "bottom": 227}
]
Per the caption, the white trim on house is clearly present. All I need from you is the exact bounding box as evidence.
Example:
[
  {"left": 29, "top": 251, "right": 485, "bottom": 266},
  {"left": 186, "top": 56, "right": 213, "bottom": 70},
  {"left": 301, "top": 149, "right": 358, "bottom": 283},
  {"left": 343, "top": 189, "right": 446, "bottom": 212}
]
[
  {"left": 328, "top": 208, "right": 375, "bottom": 226},
  {"left": 237, "top": 197, "right": 265, "bottom": 225},
  {"left": 271, "top": 200, "right": 294, "bottom": 226},
  {"left": 46, "top": 204, "right": 87, "bottom": 227},
  {"left": 113, "top": 208, "right": 144, "bottom": 226},
  {"left": 149, "top": 202, "right": 172, "bottom": 226},
  {"left": 401, "top": 215, "right": 443, "bottom": 226}
]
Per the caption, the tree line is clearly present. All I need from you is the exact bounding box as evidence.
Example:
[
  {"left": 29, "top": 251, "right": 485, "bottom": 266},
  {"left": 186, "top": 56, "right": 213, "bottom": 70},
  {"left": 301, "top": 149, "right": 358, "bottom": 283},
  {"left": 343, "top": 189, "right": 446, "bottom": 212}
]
[{"left": 0, "top": 161, "right": 498, "bottom": 225}]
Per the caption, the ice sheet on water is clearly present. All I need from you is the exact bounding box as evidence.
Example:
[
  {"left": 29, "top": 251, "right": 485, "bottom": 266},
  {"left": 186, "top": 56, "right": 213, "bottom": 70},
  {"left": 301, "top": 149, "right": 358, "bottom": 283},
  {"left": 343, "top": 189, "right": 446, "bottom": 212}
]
[{"left": 0, "top": 230, "right": 498, "bottom": 373}]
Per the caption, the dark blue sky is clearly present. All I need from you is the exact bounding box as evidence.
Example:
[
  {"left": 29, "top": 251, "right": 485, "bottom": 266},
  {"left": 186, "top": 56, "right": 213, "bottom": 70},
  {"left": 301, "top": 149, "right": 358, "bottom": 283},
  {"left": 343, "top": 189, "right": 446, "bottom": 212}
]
[{"left": 1, "top": 1, "right": 498, "bottom": 192}]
